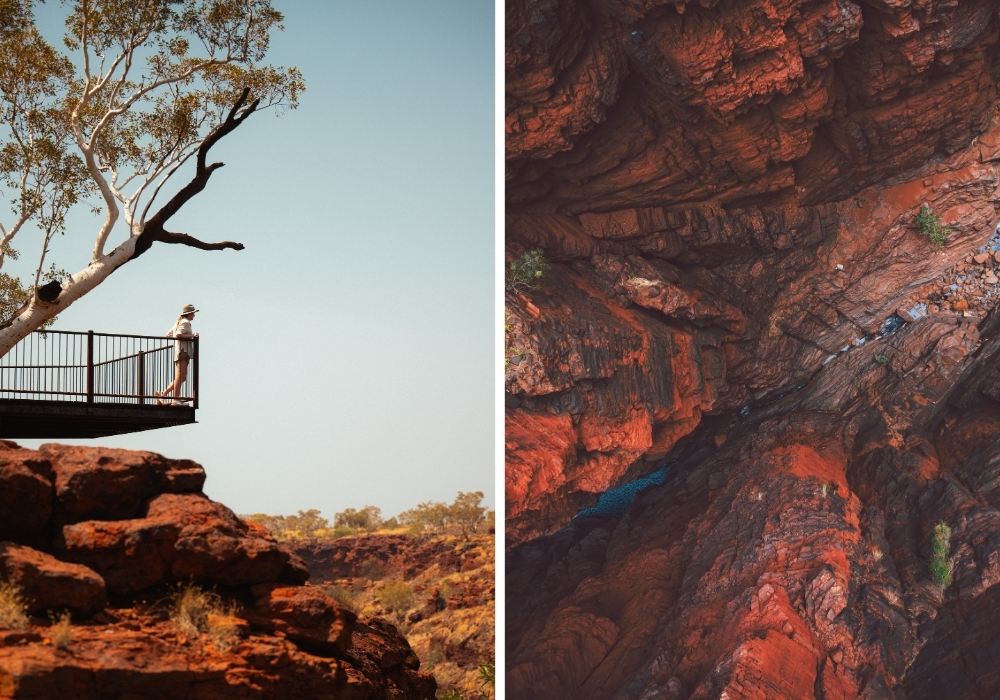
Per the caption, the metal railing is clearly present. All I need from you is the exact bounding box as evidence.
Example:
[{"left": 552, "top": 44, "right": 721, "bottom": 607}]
[{"left": 0, "top": 330, "right": 198, "bottom": 407}]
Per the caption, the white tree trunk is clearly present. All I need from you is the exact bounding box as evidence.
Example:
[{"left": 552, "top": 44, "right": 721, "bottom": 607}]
[{"left": 0, "top": 236, "right": 138, "bottom": 357}]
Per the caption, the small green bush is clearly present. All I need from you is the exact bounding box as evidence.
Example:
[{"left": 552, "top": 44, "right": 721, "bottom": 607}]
[
  {"left": 426, "top": 648, "right": 445, "bottom": 669},
  {"left": 377, "top": 580, "right": 413, "bottom": 617},
  {"left": 930, "top": 520, "right": 953, "bottom": 588},
  {"left": 874, "top": 353, "right": 888, "bottom": 364},
  {"left": 478, "top": 661, "right": 496, "bottom": 697},
  {"left": 506, "top": 249, "right": 550, "bottom": 293},
  {"left": 434, "top": 661, "right": 495, "bottom": 700},
  {"left": 242, "top": 509, "right": 329, "bottom": 540},
  {"left": 916, "top": 205, "right": 951, "bottom": 248},
  {"left": 332, "top": 526, "right": 357, "bottom": 538}
]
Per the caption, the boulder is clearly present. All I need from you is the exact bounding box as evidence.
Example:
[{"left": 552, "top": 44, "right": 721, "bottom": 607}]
[
  {"left": 41, "top": 444, "right": 205, "bottom": 524},
  {"left": 249, "top": 583, "right": 356, "bottom": 653},
  {"left": 0, "top": 442, "right": 53, "bottom": 543},
  {"left": 0, "top": 542, "right": 105, "bottom": 615},
  {"left": 58, "top": 516, "right": 178, "bottom": 593},
  {"left": 59, "top": 493, "right": 304, "bottom": 593},
  {"left": 279, "top": 552, "right": 312, "bottom": 585},
  {"left": 344, "top": 618, "right": 435, "bottom": 700}
]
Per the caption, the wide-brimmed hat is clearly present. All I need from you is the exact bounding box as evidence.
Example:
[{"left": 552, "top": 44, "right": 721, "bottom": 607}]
[{"left": 181, "top": 304, "right": 199, "bottom": 315}]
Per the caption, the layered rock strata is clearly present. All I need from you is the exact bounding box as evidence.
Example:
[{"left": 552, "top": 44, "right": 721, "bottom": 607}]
[
  {"left": 507, "top": 0, "right": 1000, "bottom": 698},
  {"left": 506, "top": 0, "right": 1000, "bottom": 546},
  {"left": 0, "top": 443, "right": 434, "bottom": 700},
  {"left": 507, "top": 310, "right": 1000, "bottom": 698}
]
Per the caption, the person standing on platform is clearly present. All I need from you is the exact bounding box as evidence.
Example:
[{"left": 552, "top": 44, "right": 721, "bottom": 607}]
[{"left": 157, "top": 304, "right": 199, "bottom": 405}]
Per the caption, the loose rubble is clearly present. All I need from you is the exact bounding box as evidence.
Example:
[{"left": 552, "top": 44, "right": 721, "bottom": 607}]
[{"left": 912, "top": 230, "right": 1000, "bottom": 319}]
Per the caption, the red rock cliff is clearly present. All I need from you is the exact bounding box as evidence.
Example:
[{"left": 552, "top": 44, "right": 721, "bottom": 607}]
[
  {"left": 0, "top": 442, "right": 435, "bottom": 700},
  {"left": 506, "top": 1, "right": 1000, "bottom": 697}
]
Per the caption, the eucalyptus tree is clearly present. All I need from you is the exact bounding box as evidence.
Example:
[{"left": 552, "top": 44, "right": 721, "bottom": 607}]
[{"left": 0, "top": 0, "right": 303, "bottom": 353}]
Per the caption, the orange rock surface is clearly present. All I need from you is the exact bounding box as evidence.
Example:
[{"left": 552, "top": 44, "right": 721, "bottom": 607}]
[
  {"left": 507, "top": 0, "right": 1000, "bottom": 697},
  {"left": 506, "top": 0, "right": 1000, "bottom": 547},
  {"left": 0, "top": 442, "right": 434, "bottom": 699}
]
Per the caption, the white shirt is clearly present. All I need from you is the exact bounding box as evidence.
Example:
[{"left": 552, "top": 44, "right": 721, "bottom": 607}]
[{"left": 168, "top": 318, "right": 194, "bottom": 359}]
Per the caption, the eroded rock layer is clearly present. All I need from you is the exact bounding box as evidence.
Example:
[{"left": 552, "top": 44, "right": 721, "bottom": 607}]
[{"left": 506, "top": 0, "right": 1000, "bottom": 697}]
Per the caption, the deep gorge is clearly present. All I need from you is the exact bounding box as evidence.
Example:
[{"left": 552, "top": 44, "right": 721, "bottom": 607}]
[{"left": 505, "top": 1, "right": 1000, "bottom": 697}]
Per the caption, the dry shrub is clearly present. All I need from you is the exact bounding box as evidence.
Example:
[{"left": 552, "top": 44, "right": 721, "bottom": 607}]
[
  {"left": 206, "top": 612, "right": 242, "bottom": 652},
  {"left": 169, "top": 583, "right": 242, "bottom": 650},
  {"left": 323, "top": 585, "right": 357, "bottom": 612},
  {"left": 49, "top": 611, "right": 72, "bottom": 650},
  {"left": 0, "top": 581, "right": 29, "bottom": 630},
  {"left": 377, "top": 580, "right": 412, "bottom": 618},
  {"left": 358, "top": 558, "right": 384, "bottom": 580}
]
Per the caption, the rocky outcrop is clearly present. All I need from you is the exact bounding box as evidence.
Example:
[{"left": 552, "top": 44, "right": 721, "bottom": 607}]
[
  {"left": 0, "top": 442, "right": 53, "bottom": 545},
  {"left": 292, "top": 534, "right": 487, "bottom": 582},
  {"left": 41, "top": 444, "right": 206, "bottom": 524},
  {"left": 57, "top": 493, "right": 307, "bottom": 594},
  {"left": 248, "top": 583, "right": 354, "bottom": 654},
  {"left": 0, "top": 543, "right": 105, "bottom": 615},
  {"left": 293, "top": 533, "right": 495, "bottom": 698},
  {"left": 507, "top": 0, "right": 1000, "bottom": 697},
  {"left": 0, "top": 442, "right": 434, "bottom": 700}
]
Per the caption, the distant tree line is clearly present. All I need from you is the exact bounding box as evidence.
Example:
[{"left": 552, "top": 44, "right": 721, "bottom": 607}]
[{"left": 242, "top": 491, "right": 493, "bottom": 541}]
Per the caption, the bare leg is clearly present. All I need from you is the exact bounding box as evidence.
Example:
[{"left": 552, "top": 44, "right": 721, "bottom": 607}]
[
  {"left": 161, "top": 358, "right": 189, "bottom": 403},
  {"left": 172, "top": 358, "right": 189, "bottom": 401}
]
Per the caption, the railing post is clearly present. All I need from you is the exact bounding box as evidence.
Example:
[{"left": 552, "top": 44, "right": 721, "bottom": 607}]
[
  {"left": 136, "top": 350, "right": 145, "bottom": 405},
  {"left": 86, "top": 331, "right": 94, "bottom": 404},
  {"left": 192, "top": 335, "right": 199, "bottom": 409}
]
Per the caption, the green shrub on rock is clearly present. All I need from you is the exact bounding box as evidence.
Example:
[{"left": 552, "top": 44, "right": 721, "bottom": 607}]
[
  {"left": 930, "top": 520, "right": 952, "bottom": 588},
  {"left": 506, "top": 249, "right": 550, "bottom": 293},
  {"left": 916, "top": 205, "right": 951, "bottom": 248},
  {"left": 377, "top": 580, "right": 412, "bottom": 619}
]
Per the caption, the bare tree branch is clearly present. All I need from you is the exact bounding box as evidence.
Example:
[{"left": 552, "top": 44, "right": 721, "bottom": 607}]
[
  {"left": 131, "top": 88, "right": 257, "bottom": 259},
  {"left": 140, "top": 229, "right": 245, "bottom": 253}
]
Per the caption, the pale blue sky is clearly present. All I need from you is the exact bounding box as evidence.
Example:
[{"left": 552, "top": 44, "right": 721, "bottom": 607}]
[{"left": 13, "top": 1, "right": 495, "bottom": 519}]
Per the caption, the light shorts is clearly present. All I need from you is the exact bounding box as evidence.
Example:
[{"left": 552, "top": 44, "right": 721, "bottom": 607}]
[{"left": 175, "top": 350, "right": 191, "bottom": 364}]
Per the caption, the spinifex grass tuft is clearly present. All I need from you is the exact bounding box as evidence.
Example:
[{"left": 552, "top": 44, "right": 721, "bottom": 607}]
[
  {"left": 0, "top": 581, "right": 29, "bottom": 630},
  {"left": 169, "top": 582, "right": 242, "bottom": 650},
  {"left": 49, "top": 611, "right": 72, "bottom": 650}
]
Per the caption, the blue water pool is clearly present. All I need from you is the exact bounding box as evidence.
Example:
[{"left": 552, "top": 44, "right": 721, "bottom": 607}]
[{"left": 577, "top": 466, "right": 671, "bottom": 518}]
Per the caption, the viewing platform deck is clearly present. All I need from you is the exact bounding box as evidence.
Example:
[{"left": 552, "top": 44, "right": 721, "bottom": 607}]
[{"left": 0, "top": 330, "right": 198, "bottom": 439}]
